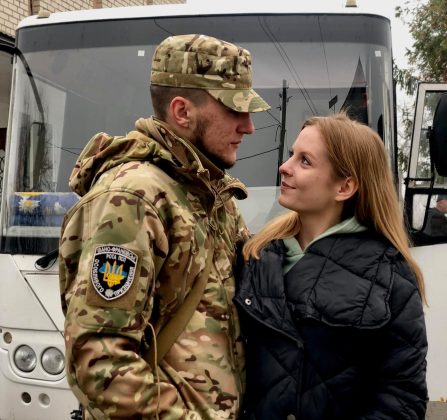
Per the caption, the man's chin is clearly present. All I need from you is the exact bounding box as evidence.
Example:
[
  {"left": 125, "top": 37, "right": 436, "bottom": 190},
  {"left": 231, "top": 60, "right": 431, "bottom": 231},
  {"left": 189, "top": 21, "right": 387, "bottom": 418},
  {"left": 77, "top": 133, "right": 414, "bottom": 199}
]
[
  {"left": 218, "top": 161, "right": 235, "bottom": 170},
  {"left": 220, "top": 160, "right": 235, "bottom": 170},
  {"left": 207, "top": 154, "right": 235, "bottom": 170}
]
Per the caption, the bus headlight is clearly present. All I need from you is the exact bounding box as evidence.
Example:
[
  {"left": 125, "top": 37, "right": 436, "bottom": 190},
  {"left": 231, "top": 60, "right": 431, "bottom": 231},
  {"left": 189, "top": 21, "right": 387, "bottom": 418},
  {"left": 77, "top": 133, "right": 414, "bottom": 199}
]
[
  {"left": 41, "top": 347, "right": 65, "bottom": 375},
  {"left": 14, "top": 345, "right": 37, "bottom": 372}
]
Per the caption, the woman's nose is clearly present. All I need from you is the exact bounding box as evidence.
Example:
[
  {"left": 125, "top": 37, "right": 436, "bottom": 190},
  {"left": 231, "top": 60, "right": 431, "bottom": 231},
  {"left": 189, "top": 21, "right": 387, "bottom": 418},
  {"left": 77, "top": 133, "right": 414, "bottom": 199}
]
[{"left": 279, "top": 159, "right": 291, "bottom": 175}]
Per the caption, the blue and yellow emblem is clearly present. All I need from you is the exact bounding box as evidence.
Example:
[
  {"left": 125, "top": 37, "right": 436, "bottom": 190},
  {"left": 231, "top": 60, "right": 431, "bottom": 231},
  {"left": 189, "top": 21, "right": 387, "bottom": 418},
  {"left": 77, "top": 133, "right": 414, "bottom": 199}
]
[{"left": 91, "top": 245, "right": 138, "bottom": 301}]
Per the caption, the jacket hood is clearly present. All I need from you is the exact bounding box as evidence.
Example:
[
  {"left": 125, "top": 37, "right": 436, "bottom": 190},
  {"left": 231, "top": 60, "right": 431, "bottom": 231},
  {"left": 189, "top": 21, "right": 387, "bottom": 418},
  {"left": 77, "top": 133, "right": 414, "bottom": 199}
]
[{"left": 69, "top": 117, "right": 248, "bottom": 200}]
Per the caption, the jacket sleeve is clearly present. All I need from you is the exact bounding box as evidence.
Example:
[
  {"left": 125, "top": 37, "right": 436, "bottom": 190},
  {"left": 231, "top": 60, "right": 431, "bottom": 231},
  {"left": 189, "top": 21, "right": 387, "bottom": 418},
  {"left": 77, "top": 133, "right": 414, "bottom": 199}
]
[
  {"left": 360, "top": 270, "right": 428, "bottom": 420},
  {"left": 59, "top": 190, "right": 180, "bottom": 419}
]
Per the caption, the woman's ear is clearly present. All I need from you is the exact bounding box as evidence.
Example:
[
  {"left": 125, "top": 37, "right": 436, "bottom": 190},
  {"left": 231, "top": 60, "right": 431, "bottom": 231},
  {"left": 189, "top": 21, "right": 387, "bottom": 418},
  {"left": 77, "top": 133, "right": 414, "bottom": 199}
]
[{"left": 335, "top": 176, "right": 358, "bottom": 202}]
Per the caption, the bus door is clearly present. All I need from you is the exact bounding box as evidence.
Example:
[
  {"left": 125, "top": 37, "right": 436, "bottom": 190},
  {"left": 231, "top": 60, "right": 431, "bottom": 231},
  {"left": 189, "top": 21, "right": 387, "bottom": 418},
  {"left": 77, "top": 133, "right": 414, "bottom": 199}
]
[
  {"left": 404, "top": 82, "right": 447, "bottom": 410},
  {"left": 405, "top": 82, "right": 447, "bottom": 244}
]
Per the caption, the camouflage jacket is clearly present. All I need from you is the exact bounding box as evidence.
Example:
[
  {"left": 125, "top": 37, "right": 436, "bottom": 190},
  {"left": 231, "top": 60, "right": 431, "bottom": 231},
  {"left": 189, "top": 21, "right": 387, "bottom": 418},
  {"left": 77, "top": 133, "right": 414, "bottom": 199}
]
[{"left": 59, "top": 117, "right": 250, "bottom": 419}]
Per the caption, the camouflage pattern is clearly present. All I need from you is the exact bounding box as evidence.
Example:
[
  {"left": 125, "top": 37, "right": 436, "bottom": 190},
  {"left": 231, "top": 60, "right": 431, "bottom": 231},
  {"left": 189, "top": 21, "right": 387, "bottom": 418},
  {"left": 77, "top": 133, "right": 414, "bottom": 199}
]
[
  {"left": 151, "top": 34, "right": 270, "bottom": 113},
  {"left": 59, "top": 116, "right": 250, "bottom": 419}
]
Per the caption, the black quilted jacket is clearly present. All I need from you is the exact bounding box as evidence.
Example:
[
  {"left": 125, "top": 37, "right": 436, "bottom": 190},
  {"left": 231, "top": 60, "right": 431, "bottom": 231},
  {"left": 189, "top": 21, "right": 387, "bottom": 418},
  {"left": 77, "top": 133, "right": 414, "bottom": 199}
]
[{"left": 234, "top": 232, "right": 428, "bottom": 420}]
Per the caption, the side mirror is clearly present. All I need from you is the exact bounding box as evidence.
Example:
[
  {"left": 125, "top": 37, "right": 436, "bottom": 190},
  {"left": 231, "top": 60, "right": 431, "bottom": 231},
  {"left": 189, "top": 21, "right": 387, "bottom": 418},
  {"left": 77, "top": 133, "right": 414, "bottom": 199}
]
[{"left": 429, "top": 93, "right": 447, "bottom": 176}]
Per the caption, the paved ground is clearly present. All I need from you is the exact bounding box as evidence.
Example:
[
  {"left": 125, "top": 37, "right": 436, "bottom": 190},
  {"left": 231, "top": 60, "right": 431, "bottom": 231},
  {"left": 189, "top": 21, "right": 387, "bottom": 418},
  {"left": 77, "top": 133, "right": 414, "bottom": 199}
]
[{"left": 427, "top": 402, "right": 447, "bottom": 419}]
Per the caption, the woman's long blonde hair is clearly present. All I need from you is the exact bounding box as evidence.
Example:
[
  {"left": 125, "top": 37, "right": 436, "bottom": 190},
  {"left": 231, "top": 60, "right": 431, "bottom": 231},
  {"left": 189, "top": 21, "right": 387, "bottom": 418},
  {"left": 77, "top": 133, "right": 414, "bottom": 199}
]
[{"left": 243, "top": 113, "right": 426, "bottom": 303}]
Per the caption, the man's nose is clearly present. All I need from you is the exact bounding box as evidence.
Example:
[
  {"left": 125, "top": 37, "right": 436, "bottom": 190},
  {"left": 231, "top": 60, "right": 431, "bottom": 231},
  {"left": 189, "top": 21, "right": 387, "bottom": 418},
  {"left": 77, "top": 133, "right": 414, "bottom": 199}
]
[{"left": 238, "top": 113, "right": 255, "bottom": 134}]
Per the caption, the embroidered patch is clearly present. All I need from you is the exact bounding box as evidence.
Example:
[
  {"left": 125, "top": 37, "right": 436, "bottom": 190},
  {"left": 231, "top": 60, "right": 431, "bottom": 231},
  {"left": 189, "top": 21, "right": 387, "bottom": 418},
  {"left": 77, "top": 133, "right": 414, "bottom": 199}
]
[{"left": 91, "top": 245, "right": 138, "bottom": 301}]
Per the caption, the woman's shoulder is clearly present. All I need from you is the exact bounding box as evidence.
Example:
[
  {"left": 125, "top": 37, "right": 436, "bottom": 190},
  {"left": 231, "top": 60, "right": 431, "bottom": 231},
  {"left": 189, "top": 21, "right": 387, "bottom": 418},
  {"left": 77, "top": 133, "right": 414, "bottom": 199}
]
[
  {"left": 289, "top": 231, "right": 418, "bottom": 328},
  {"left": 309, "top": 230, "right": 393, "bottom": 255},
  {"left": 312, "top": 232, "right": 417, "bottom": 284}
]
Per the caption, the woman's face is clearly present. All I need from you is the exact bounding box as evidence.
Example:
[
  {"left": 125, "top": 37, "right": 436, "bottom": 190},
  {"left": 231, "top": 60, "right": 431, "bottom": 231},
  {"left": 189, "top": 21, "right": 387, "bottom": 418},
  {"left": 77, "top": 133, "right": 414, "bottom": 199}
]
[{"left": 278, "top": 125, "right": 344, "bottom": 218}]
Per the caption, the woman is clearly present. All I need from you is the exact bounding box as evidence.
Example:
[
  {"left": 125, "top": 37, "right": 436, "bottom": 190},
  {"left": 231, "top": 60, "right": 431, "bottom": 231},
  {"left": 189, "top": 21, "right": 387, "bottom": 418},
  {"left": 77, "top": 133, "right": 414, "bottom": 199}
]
[{"left": 235, "top": 114, "right": 428, "bottom": 419}]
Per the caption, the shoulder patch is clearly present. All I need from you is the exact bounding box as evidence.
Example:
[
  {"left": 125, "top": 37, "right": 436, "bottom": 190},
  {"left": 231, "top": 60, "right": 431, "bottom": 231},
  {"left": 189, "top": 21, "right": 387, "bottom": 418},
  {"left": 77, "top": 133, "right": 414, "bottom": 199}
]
[{"left": 91, "top": 245, "right": 138, "bottom": 301}]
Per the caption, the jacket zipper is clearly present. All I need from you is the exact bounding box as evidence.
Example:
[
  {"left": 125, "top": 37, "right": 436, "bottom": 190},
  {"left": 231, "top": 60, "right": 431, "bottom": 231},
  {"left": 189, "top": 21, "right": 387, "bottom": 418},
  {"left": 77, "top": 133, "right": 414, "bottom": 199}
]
[{"left": 235, "top": 298, "right": 305, "bottom": 417}]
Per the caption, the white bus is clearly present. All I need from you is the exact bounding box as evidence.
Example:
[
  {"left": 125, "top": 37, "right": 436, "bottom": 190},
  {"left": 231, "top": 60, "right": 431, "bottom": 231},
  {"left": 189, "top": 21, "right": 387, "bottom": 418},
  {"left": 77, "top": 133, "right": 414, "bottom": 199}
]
[{"left": 0, "top": 1, "right": 446, "bottom": 418}]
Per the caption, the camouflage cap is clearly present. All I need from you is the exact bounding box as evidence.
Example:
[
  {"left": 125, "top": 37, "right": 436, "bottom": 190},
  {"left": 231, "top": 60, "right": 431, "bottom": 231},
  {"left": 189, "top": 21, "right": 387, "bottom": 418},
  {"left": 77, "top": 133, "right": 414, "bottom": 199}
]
[{"left": 151, "top": 34, "right": 270, "bottom": 113}]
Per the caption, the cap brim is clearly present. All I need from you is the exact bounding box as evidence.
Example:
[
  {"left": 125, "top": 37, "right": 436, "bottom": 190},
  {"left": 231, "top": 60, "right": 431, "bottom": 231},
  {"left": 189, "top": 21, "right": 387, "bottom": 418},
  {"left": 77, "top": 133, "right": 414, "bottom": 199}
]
[{"left": 207, "top": 88, "right": 271, "bottom": 113}]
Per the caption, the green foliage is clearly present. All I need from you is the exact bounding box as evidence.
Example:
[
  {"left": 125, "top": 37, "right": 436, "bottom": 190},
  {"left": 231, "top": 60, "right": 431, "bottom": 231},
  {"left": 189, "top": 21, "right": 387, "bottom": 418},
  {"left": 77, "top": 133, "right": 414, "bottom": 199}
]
[
  {"left": 396, "top": 0, "right": 447, "bottom": 87},
  {"left": 394, "top": 0, "right": 447, "bottom": 178},
  {"left": 393, "top": 62, "right": 418, "bottom": 96},
  {"left": 396, "top": 102, "right": 413, "bottom": 175}
]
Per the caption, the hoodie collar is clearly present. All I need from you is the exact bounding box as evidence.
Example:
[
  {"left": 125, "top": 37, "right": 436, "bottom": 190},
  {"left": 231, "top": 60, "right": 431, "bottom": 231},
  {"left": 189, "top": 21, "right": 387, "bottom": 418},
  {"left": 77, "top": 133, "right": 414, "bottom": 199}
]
[{"left": 282, "top": 217, "right": 367, "bottom": 274}]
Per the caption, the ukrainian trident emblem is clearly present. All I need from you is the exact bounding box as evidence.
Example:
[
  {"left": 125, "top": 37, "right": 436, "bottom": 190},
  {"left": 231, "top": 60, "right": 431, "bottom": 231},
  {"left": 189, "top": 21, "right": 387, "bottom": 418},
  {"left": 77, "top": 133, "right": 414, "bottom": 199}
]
[{"left": 91, "top": 245, "right": 138, "bottom": 301}]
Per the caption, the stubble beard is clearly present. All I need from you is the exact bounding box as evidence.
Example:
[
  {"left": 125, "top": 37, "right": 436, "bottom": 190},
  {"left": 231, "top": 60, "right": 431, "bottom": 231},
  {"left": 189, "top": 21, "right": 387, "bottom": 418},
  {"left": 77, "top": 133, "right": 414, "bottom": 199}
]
[{"left": 192, "top": 117, "right": 235, "bottom": 170}]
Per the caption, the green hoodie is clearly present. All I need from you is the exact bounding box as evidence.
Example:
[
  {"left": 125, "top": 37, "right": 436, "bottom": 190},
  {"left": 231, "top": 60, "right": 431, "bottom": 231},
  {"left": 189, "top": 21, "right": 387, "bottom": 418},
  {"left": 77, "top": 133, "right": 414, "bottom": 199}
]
[{"left": 283, "top": 217, "right": 367, "bottom": 275}]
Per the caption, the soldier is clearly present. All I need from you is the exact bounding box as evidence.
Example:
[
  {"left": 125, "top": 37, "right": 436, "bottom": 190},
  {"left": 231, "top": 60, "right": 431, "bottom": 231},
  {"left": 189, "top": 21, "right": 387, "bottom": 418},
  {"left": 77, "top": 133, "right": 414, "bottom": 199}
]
[{"left": 59, "top": 34, "right": 270, "bottom": 419}]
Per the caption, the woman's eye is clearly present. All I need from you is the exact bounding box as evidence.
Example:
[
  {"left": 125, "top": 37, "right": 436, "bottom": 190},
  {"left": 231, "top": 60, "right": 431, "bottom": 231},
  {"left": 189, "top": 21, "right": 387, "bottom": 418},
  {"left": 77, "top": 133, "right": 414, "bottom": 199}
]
[{"left": 301, "top": 156, "right": 310, "bottom": 165}]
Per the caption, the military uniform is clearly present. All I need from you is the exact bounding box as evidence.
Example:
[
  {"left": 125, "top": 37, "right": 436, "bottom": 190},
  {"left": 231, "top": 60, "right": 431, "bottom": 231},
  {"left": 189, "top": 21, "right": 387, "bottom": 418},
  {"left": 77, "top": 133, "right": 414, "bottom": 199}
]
[{"left": 59, "top": 34, "right": 269, "bottom": 419}]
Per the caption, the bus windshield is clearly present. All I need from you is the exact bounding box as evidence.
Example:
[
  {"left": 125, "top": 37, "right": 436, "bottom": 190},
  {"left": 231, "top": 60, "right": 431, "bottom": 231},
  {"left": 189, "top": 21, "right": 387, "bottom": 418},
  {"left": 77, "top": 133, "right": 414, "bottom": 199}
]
[{"left": 2, "top": 13, "right": 393, "bottom": 253}]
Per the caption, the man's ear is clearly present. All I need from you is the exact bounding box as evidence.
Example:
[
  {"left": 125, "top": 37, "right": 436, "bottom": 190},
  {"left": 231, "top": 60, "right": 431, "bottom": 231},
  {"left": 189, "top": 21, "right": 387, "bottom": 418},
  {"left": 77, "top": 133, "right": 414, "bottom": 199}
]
[
  {"left": 169, "top": 96, "right": 192, "bottom": 129},
  {"left": 335, "top": 176, "right": 358, "bottom": 202}
]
